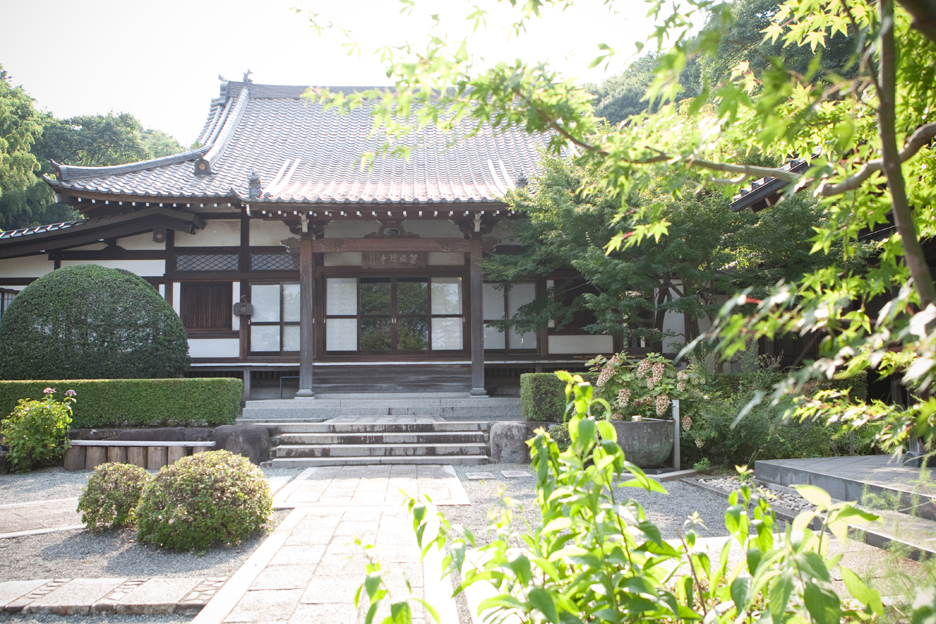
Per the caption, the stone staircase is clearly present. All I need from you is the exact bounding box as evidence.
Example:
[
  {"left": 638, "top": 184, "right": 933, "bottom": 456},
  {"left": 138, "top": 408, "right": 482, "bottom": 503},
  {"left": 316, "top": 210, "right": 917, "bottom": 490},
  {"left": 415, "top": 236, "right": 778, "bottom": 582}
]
[
  {"left": 261, "top": 419, "right": 492, "bottom": 467},
  {"left": 755, "top": 456, "right": 936, "bottom": 559}
]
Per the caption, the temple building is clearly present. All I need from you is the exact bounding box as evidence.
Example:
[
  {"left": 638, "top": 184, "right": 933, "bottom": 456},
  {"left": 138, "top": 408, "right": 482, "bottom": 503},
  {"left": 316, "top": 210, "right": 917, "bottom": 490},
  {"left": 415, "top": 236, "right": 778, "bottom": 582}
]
[{"left": 0, "top": 80, "right": 682, "bottom": 398}]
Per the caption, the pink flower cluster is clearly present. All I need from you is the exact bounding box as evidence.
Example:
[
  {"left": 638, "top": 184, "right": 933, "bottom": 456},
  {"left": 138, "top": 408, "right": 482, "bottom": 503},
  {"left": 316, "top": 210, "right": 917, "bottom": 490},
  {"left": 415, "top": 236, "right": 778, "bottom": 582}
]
[
  {"left": 682, "top": 415, "right": 693, "bottom": 431},
  {"left": 636, "top": 359, "right": 651, "bottom": 378},
  {"left": 616, "top": 388, "right": 631, "bottom": 407},
  {"left": 655, "top": 394, "right": 671, "bottom": 416},
  {"left": 43, "top": 387, "right": 55, "bottom": 394}
]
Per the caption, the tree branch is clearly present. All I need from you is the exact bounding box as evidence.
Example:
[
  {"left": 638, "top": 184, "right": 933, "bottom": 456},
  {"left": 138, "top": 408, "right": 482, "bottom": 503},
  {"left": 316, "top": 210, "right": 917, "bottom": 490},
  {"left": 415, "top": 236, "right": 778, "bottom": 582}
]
[
  {"left": 687, "top": 157, "right": 801, "bottom": 182},
  {"left": 819, "top": 121, "right": 936, "bottom": 195},
  {"left": 878, "top": 0, "right": 936, "bottom": 308},
  {"left": 897, "top": 0, "right": 936, "bottom": 47}
]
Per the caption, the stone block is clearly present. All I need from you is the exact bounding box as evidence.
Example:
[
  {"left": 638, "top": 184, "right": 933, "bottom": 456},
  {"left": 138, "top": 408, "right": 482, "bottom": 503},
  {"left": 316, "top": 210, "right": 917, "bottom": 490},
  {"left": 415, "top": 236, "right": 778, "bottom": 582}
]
[
  {"left": 212, "top": 424, "right": 270, "bottom": 465},
  {"left": 489, "top": 422, "right": 537, "bottom": 464},
  {"left": 25, "top": 578, "right": 126, "bottom": 616},
  {"left": 754, "top": 460, "right": 782, "bottom": 485}
]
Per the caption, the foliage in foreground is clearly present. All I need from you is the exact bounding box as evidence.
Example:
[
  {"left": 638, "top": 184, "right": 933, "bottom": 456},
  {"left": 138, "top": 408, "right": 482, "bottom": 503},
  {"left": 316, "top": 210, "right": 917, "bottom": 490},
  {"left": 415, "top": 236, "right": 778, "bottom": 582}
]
[
  {"left": 78, "top": 462, "right": 151, "bottom": 531},
  {"left": 0, "top": 265, "right": 190, "bottom": 380},
  {"left": 135, "top": 450, "right": 272, "bottom": 551},
  {"left": 0, "top": 387, "right": 74, "bottom": 472},
  {"left": 0, "top": 378, "right": 241, "bottom": 429},
  {"left": 358, "top": 375, "right": 896, "bottom": 624}
]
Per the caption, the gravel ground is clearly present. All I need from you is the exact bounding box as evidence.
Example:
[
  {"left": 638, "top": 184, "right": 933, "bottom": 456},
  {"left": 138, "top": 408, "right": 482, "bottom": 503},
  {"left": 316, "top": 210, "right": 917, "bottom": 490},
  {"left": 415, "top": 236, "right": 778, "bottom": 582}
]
[
  {"left": 446, "top": 464, "right": 737, "bottom": 545},
  {"left": 0, "top": 467, "right": 91, "bottom": 502},
  {"left": 0, "top": 467, "right": 301, "bottom": 583},
  {"left": 694, "top": 475, "right": 813, "bottom": 511}
]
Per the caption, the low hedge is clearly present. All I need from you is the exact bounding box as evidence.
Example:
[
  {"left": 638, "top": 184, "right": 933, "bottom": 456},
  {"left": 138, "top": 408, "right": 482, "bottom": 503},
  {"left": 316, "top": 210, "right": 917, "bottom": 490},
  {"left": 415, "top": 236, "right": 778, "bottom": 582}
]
[
  {"left": 520, "top": 373, "right": 596, "bottom": 422},
  {"left": 0, "top": 379, "right": 241, "bottom": 428}
]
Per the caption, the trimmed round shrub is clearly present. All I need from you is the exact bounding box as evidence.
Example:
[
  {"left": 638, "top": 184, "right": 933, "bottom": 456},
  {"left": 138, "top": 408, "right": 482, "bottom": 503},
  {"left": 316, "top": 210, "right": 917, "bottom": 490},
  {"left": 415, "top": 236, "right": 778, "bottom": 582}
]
[
  {"left": 135, "top": 450, "right": 272, "bottom": 551},
  {"left": 77, "top": 462, "right": 151, "bottom": 531},
  {"left": 0, "top": 265, "right": 190, "bottom": 379}
]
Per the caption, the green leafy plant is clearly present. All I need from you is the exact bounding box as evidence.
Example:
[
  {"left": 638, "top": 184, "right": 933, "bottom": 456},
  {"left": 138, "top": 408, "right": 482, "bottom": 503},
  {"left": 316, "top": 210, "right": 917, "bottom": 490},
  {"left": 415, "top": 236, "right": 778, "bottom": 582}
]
[
  {"left": 0, "top": 265, "right": 190, "bottom": 380},
  {"left": 77, "top": 462, "right": 151, "bottom": 531},
  {"left": 357, "top": 373, "right": 888, "bottom": 624},
  {"left": 590, "top": 352, "right": 693, "bottom": 420},
  {"left": 0, "top": 387, "right": 74, "bottom": 472},
  {"left": 0, "top": 378, "right": 241, "bottom": 429},
  {"left": 692, "top": 457, "right": 711, "bottom": 473},
  {"left": 135, "top": 450, "right": 272, "bottom": 551}
]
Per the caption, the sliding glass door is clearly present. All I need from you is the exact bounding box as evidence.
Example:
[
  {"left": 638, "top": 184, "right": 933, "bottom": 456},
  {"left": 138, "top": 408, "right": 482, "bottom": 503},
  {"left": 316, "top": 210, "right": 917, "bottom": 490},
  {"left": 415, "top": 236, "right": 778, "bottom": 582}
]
[{"left": 325, "top": 276, "right": 464, "bottom": 355}]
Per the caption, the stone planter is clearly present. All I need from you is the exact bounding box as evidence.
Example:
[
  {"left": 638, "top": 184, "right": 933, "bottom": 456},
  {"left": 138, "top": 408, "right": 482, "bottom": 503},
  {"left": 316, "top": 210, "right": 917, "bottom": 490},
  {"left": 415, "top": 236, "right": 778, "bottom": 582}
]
[{"left": 610, "top": 418, "right": 674, "bottom": 468}]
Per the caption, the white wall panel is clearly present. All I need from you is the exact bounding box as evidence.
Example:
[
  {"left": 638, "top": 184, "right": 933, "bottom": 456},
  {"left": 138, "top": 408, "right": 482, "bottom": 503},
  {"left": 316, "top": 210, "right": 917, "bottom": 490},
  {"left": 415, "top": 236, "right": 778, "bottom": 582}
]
[
  {"left": 324, "top": 220, "right": 380, "bottom": 238},
  {"left": 548, "top": 335, "right": 614, "bottom": 355},
  {"left": 60, "top": 259, "right": 165, "bottom": 276},
  {"left": 117, "top": 233, "right": 165, "bottom": 250},
  {"left": 0, "top": 256, "right": 55, "bottom": 278},
  {"left": 249, "top": 219, "right": 293, "bottom": 246},
  {"left": 401, "top": 220, "right": 461, "bottom": 237},
  {"left": 188, "top": 339, "right": 240, "bottom": 358},
  {"left": 175, "top": 220, "right": 240, "bottom": 247}
]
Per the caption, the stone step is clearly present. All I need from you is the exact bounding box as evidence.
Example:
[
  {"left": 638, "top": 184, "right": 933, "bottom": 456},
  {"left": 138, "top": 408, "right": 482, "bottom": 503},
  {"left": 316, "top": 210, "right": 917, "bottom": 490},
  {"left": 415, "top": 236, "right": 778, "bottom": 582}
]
[
  {"left": 268, "top": 455, "right": 489, "bottom": 468},
  {"left": 274, "top": 442, "right": 488, "bottom": 458},
  {"left": 274, "top": 432, "right": 486, "bottom": 445},
  {"left": 755, "top": 456, "right": 936, "bottom": 522},
  {"left": 263, "top": 421, "right": 492, "bottom": 434}
]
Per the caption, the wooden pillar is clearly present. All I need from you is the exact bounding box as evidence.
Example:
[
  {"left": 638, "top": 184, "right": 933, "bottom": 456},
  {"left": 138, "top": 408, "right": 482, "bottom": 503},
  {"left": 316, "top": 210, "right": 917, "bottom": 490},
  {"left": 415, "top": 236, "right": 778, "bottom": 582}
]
[
  {"left": 469, "top": 237, "right": 488, "bottom": 397},
  {"left": 296, "top": 233, "right": 316, "bottom": 398}
]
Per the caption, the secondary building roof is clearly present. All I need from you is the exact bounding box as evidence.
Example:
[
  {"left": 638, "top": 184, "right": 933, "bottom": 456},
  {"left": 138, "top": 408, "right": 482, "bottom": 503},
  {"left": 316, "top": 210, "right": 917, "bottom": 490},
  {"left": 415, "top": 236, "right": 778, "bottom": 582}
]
[{"left": 47, "top": 81, "right": 552, "bottom": 208}]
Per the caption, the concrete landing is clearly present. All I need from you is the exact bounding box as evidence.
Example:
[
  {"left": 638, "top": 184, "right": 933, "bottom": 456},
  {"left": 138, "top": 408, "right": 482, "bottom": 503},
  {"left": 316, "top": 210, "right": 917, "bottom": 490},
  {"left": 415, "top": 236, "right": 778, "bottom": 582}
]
[{"left": 240, "top": 394, "right": 523, "bottom": 420}]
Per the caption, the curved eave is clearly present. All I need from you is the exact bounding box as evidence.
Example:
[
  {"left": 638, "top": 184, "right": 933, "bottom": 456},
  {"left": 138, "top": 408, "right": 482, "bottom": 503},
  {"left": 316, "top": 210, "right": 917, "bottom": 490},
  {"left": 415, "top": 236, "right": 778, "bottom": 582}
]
[
  {"left": 43, "top": 178, "right": 242, "bottom": 208},
  {"left": 50, "top": 147, "right": 210, "bottom": 182},
  {"left": 0, "top": 207, "right": 206, "bottom": 260}
]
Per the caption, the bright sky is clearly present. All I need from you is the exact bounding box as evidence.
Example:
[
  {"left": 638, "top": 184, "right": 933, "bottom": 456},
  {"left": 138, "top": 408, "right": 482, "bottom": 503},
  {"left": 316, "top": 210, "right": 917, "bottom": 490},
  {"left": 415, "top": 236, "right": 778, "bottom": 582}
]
[{"left": 0, "top": 0, "right": 669, "bottom": 148}]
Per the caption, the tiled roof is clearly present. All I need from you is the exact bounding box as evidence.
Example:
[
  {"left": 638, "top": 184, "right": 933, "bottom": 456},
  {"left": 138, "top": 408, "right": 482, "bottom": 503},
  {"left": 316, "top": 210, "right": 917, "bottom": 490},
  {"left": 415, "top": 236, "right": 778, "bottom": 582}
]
[
  {"left": 0, "top": 221, "right": 84, "bottom": 240},
  {"left": 47, "top": 82, "right": 553, "bottom": 205},
  {"left": 729, "top": 159, "right": 809, "bottom": 213}
]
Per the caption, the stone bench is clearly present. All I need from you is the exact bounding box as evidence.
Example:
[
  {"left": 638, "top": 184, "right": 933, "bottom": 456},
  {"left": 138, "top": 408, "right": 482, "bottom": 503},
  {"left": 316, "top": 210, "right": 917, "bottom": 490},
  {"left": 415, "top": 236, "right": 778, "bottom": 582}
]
[{"left": 64, "top": 440, "right": 216, "bottom": 471}]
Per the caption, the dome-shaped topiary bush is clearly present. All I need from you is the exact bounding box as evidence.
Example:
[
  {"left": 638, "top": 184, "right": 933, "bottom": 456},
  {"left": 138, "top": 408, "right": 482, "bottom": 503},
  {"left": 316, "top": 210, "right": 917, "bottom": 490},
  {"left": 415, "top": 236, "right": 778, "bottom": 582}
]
[
  {"left": 77, "top": 462, "right": 151, "bottom": 531},
  {"left": 0, "top": 265, "right": 190, "bottom": 379},
  {"left": 135, "top": 450, "right": 273, "bottom": 551}
]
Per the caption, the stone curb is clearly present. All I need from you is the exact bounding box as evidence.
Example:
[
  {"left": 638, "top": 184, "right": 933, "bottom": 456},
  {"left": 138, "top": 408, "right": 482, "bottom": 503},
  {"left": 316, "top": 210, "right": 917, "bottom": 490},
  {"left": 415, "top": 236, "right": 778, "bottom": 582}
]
[{"left": 0, "top": 577, "right": 227, "bottom": 616}]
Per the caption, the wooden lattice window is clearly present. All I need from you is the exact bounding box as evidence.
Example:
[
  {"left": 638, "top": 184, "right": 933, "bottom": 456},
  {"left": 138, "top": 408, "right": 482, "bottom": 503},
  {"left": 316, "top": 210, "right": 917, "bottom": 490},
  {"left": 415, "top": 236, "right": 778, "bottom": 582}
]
[{"left": 180, "top": 283, "right": 233, "bottom": 330}]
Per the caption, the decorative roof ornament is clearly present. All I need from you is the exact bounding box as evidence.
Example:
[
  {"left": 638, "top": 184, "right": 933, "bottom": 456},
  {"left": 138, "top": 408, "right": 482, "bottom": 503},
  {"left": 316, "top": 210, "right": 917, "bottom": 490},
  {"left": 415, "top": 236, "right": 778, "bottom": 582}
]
[
  {"left": 243, "top": 69, "right": 253, "bottom": 83},
  {"left": 516, "top": 173, "right": 528, "bottom": 189},
  {"left": 247, "top": 171, "right": 262, "bottom": 199},
  {"left": 193, "top": 157, "right": 212, "bottom": 177}
]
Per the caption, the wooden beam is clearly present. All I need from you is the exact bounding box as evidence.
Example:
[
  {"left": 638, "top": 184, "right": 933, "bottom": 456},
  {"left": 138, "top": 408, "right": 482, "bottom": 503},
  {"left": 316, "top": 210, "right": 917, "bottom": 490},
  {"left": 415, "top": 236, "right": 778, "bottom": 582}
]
[{"left": 312, "top": 238, "right": 471, "bottom": 253}]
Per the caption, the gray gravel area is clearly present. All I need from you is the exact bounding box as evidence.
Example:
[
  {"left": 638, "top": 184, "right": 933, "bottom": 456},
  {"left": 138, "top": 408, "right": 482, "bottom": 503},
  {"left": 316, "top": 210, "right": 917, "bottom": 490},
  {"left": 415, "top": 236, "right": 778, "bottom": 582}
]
[
  {"left": 446, "top": 464, "right": 736, "bottom": 546},
  {"left": 0, "top": 468, "right": 90, "bottom": 502},
  {"left": 0, "top": 510, "right": 289, "bottom": 582},
  {"left": 0, "top": 467, "right": 302, "bottom": 504},
  {"left": 0, "top": 467, "right": 301, "bottom": 583}
]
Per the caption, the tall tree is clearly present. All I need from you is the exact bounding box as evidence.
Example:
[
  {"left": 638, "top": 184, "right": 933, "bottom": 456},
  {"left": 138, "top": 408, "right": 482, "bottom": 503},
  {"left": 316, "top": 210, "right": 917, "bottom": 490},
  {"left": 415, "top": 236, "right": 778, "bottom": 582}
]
[
  {"left": 304, "top": 0, "right": 936, "bottom": 452},
  {"left": 0, "top": 66, "right": 43, "bottom": 200}
]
